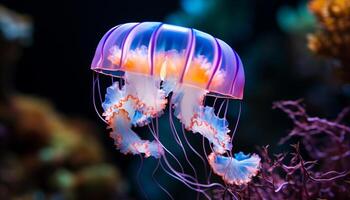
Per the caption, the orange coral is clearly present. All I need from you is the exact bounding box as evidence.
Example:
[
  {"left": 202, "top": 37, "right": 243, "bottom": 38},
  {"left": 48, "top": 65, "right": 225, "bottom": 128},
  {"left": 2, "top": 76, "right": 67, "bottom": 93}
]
[{"left": 308, "top": 0, "right": 350, "bottom": 66}]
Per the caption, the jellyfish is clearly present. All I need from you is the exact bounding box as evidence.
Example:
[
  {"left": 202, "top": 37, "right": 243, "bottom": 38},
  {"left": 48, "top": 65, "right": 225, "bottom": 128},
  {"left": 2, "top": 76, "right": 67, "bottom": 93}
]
[{"left": 91, "top": 22, "right": 260, "bottom": 198}]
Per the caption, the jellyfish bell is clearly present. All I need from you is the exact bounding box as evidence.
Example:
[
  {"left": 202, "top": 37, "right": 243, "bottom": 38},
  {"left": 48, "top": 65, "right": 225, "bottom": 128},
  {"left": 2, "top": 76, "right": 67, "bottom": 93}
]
[
  {"left": 91, "top": 22, "right": 260, "bottom": 196},
  {"left": 91, "top": 22, "right": 244, "bottom": 99}
]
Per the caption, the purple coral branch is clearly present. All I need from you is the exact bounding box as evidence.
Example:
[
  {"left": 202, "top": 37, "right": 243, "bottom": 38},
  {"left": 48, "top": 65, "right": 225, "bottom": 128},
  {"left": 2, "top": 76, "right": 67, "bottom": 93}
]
[{"left": 212, "top": 100, "right": 350, "bottom": 200}]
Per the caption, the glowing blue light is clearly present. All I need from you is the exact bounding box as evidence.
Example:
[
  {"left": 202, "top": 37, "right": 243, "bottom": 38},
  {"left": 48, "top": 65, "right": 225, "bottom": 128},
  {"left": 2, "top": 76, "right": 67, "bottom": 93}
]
[{"left": 181, "top": 0, "right": 212, "bottom": 15}]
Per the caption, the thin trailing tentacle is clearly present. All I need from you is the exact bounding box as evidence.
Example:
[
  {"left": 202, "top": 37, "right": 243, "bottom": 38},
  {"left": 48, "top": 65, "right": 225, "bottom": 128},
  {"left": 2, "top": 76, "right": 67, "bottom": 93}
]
[
  {"left": 181, "top": 123, "right": 209, "bottom": 182},
  {"left": 92, "top": 73, "right": 108, "bottom": 124},
  {"left": 137, "top": 154, "right": 149, "bottom": 199},
  {"left": 147, "top": 124, "right": 185, "bottom": 174},
  {"left": 159, "top": 159, "right": 212, "bottom": 200},
  {"left": 152, "top": 158, "right": 174, "bottom": 200},
  {"left": 202, "top": 136, "right": 213, "bottom": 184},
  {"left": 168, "top": 108, "right": 200, "bottom": 194},
  {"left": 147, "top": 120, "right": 228, "bottom": 192}
]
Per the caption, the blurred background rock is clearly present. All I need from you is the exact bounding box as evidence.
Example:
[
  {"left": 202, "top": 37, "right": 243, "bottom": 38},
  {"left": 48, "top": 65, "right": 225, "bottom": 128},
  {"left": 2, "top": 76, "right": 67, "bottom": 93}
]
[
  {"left": 0, "top": 0, "right": 349, "bottom": 199},
  {"left": 0, "top": 5, "right": 128, "bottom": 200}
]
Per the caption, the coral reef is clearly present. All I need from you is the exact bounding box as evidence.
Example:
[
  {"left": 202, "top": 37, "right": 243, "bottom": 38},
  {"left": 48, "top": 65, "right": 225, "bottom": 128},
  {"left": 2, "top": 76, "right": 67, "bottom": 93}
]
[
  {"left": 0, "top": 95, "right": 128, "bottom": 199},
  {"left": 213, "top": 100, "right": 350, "bottom": 199},
  {"left": 308, "top": 0, "right": 350, "bottom": 68}
]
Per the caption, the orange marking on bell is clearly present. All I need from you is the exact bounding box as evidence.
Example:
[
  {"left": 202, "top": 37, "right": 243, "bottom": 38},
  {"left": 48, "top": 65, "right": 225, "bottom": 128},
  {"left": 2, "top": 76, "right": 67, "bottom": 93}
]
[
  {"left": 160, "top": 56, "right": 168, "bottom": 81},
  {"left": 107, "top": 46, "right": 224, "bottom": 88}
]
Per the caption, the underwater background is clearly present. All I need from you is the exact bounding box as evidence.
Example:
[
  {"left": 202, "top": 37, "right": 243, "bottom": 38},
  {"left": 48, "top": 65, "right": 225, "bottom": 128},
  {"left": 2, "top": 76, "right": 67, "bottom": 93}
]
[{"left": 0, "top": 0, "right": 349, "bottom": 199}]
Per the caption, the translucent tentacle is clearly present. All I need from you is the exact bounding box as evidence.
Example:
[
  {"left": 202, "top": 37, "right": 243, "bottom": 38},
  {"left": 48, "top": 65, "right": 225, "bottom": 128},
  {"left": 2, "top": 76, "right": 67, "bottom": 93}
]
[
  {"left": 137, "top": 154, "right": 148, "bottom": 199},
  {"left": 125, "top": 72, "right": 167, "bottom": 119},
  {"left": 208, "top": 152, "right": 261, "bottom": 185},
  {"left": 102, "top": 73, "right": 167, "bottom": 158},
  {"left": 169, "top": 83, "right": 232, "bottom": 154},
  {"left": 92, "top": 73, "right": 108, "bottom": 124},
  {"left": 172, "top": 85, "right": 207, "bottom": 128},
  {"left": 109, "top": 109, "right": 163, "bottom": 158},
  {"left": 191, "top": 106, "right": 231, "bottom": 154},
  {"left": 152, "top": 159, "right": 174, "bottom": 200}
]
